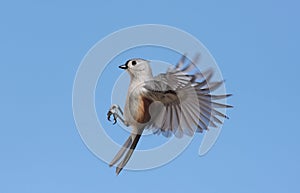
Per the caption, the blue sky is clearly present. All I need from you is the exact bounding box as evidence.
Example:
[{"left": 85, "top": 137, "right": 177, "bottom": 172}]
[{"left": 1, "top": 1, "right": 299, "bottom": 193}]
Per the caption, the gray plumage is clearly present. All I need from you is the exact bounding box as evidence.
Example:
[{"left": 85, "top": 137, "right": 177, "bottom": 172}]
[{"left": 107, "top": 55, "right": 232, "bottom": 175}]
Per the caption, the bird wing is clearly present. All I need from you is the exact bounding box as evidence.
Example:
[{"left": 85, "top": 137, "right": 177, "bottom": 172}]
[{"left": 142, "top": 55, "right": 232, "bottom": 138}]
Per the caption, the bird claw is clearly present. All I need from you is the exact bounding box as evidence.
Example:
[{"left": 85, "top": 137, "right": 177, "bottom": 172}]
[{"left": 107, "top": 105, "right": 118, "bottom": 124}]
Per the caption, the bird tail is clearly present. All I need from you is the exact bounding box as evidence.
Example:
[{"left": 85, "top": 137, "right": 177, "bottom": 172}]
[{"left": 109, "top": 133, "right": 141, "bottom": 175}]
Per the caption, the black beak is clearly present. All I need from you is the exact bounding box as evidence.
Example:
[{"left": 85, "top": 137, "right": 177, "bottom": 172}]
[{"left": 119, "top": 64, "right": 128, "bottom": 69}]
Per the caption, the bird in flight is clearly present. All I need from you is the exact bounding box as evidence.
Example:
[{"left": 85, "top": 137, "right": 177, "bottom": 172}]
[{"left": 107, "top": 55, "right": 232, "bottom": 175}]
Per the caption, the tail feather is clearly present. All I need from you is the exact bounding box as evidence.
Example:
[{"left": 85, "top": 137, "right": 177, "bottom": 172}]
[
  {"left": 116, "top": 134, "right": 141, "bottom": 175},
  {"left": 109, "top": 136, "right": 133, "bottom": 167}
]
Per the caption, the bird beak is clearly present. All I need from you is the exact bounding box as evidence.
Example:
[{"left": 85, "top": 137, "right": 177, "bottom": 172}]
[{"left": 119, "top": 64, "right": 128, "bottom": 69}]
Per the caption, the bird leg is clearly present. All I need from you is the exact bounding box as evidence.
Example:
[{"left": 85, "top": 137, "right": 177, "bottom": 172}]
[{"left": 107, "top": 104, "right": 128, "bottom": 126}]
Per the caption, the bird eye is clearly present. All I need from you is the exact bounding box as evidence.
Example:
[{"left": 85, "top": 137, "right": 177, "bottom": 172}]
[{"left": 132, "top": 61, "right": 137, "bottom": 66}]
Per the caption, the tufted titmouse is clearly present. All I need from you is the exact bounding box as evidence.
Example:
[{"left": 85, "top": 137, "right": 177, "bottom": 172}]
[{"left": 107, "top": 55, "right": 232, "bottom": 175}]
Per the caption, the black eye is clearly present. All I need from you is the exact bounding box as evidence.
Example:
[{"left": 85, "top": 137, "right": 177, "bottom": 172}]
[{"left": 132, "top": 61, "right": 137, "bottom": 66}]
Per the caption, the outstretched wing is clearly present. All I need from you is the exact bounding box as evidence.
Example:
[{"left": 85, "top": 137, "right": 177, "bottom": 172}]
[{"left": 142, "top": 55, "right": 232, "bottom": 138}]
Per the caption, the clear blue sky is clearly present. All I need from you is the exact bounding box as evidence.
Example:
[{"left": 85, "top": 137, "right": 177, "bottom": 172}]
[{"left": 1, "top": 1, "right": 299, "bottom": 193}]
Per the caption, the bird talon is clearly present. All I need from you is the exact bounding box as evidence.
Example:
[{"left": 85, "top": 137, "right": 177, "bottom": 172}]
[
  {"left": 113, "top": 115, "right": 117, "bottom": 124},
  {"left": 107, "top": 109, "right": 118, "bottom": 125},
  {"left": 107, "top": 111, "right": 112, "bottom": 121}
]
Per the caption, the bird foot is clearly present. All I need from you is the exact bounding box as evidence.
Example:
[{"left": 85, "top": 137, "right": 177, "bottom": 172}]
[{"left": 107, "top": 105, "right": 119, "bottom": 124}]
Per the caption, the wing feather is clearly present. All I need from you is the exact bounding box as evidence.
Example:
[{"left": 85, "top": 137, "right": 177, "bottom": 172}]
[{"left": 142, "top": 55, "right": 232, "bottom": 138}]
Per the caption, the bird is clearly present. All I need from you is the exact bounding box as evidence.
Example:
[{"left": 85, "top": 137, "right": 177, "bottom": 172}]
[{"left": 107, "top": 54, "right": 232, "bottom": 175}]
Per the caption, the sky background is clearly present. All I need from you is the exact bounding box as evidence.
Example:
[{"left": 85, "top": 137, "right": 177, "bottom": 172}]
[{"left": 1, "top": 1, "right": 300, "bottom": 193}]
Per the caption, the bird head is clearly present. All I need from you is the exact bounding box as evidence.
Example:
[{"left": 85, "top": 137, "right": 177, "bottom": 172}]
[{"left": 119, "top": 58, "right": 153, "bottom": 80}]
